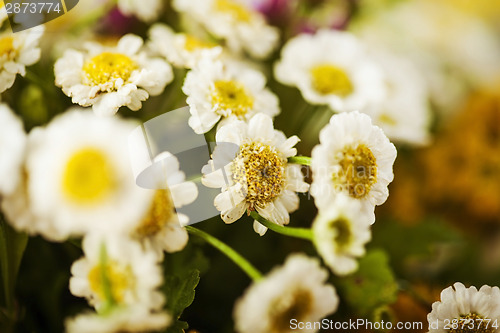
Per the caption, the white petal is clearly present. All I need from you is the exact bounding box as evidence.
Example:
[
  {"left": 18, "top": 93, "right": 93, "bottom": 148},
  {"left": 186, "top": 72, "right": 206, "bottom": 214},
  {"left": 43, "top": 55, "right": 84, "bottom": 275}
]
[
  {"left": 221, "top": 201, "right": 247, "bottom": 224},
  {"left": 253, "top": 220, "right": 268, "bottom": 236},
  {"left": 170, "top": 182, "right": 198, "bottom": 207},
  {"left": 214, "top": 184, "right": 245, "bottom": 212}
]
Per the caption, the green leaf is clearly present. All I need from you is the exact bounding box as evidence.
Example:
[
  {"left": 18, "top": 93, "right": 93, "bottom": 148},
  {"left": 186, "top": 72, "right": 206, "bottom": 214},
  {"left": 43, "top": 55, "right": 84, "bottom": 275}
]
[
  {"left": 0, "top": 215, "right": 28, "bottom": 329},
  {"left": 370, "top": 218, "right": 462, "bottom": 277},
  {"left": 336, "top": 249, "right": 398, "bottom": 317},
  {"left": 163, "top": 269, "right": 200, "bottom": 333},
  {"left": 165, "top": 319, "right": 189, "bottom": 333}
]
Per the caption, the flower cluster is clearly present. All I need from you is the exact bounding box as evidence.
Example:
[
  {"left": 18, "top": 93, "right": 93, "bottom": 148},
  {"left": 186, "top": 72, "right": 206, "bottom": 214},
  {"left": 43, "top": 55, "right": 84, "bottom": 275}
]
[{"left": 0, "top": 0, "right": 498, "bottom": 332}]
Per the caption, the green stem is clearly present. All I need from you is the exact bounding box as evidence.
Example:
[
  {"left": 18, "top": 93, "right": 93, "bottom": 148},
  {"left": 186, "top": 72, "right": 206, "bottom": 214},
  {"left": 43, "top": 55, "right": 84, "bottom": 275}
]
[
  {"left": 288, "top": 156, "right": 311, "bottom": 166},
  {"left": 185, "top": 226, "right": 262, "bottom": 281},
  {"left": 250, "top": 212, "right": 314, "bottom": 241},
  {"left": 97, "top": 243, "right": 116, "bottom": 316}
]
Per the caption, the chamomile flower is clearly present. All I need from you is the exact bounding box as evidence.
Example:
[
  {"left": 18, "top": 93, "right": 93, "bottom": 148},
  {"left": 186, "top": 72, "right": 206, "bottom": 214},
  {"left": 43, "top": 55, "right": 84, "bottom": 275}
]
[
  {"left": 69, "top": 234, "right": 165, "bottom": 312},
  {"left": 66, "top": 307, "right": 170, "bottom": 333},
  {"left": 310, "top": 111, "right": 397, "bottom": 222},
  {"left": 233, "top": 254, "right": 338, "bottom": 333},
  {"left": 427, "top": 282, "right": 500, "bottom": 333},
  {"left": 312, "top": 194, "right": 372, "bottom": 276},
  {"left": 25, "top": 109, "right": 152, "bottom": 239},
  {"left": 202, "top": 113, "right": 309, "bottom": 235},
  {"left": 274, "top": 29, "right": 385, "bottom": 112},
  {"left": 183, "top": 54, "right": 280, "bottom": 134},
  {"left": 0, "top": 103, "right": 26, "bottom": 197},
  {"left": 54, "top": 34, "right": 173, "bottom": 116},
  {"left": 117, "top": 0, "right": 162, "bottom": 22},
  {"left": 363, "top": 49, "right": 431, "bottom": 146},
  {"left": 131, "top": 152, "right": 198, "bottom": 258},
  {"left": 0, "top": 25, "right": 43, "bottom": 93},
  {"left": 148, "top": 24, "right": 221, "bottom": 68},
  {"left": 172, "top": 0, "right": 279, "bottom": 59}
]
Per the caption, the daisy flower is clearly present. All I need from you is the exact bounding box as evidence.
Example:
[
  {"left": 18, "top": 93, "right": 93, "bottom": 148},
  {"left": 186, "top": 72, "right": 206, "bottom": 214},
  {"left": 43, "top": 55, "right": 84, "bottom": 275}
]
[
  {"left": 202, "top": 113, "right": 309, "bottom": 235},
  {"left": 233, "top": 254, "right": 338, "bottom": 333},
  {"left": 117, "top": 0, "right": 163, "bottom": 22},
  {"left": 69, "top": 234, "right": 165, "bottom": 312},
  {"left": 310, "top": 111, "right": 397, "bottom": 221},
  {"left": 148, "top": 23, "right": 221, "bottom": 69},
  {"left": 66, "top": 307, "right": 170, "bottom": 333},
  {"left": 25, "top": 109, "right": 153, "bottom": 239},
  {"left": 54, "top": 34, "right": 173, "bottom": 116},
  {"left": 0, "top": 25, "right": 43, "bottom": 93},
  {"left": 183, "top": 53, "right": 280, "bottom": 134},
  {"left": 0, "top": 103, "right": 26, "bottom": 197},
  {"left": 172, "top": 0, "right": 279, "bottom": 59},
  {"left": 312, "top": 194, "right": 372, "bottom": 276},
  {"left": 130, "top": 152, "right": 198, "bottom": 258},
  {"left": 274, "top": 29, "right": 385, "bottom": 112},
  {"left": 428, "top": 282, "right": 500, "bottom": 333},
  {"left": 363, "top": 49, "right": 431, "bottom": 146}
]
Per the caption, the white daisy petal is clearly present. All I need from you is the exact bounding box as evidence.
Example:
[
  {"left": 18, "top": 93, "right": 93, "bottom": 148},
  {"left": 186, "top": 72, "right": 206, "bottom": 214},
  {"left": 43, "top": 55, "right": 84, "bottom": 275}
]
[
  {"left": 54, "top": 34, "right": 173, "bottom": 117},
  {"left": 204, "top": 113, "right": 308, "bottom": 234},
  {"left": 274, "top": 29, "right": 385, "bottom": 112},
  {"left": 312, "top": 194, "right": 372, "bottom": 276},
  {"left": 428, "top": 282, "right": 500, "bottom": 333},
  {"left": 221, "top": 201, "right": 248, "bottom": 224},
  {"left": 311, "top": 111, "right": 397, "bottom": 220},
  {"left": 0, "top": 26, "right": 43, "bottom": 93},
  {"left": 172, "top": 0, "right": 279, "bottom": 58},
  {"left": 234, "top": 254, "right": 339, "bottom": 333},
  {"left": 183, "top": 54, "right": 280, "bottom": 134},
  {"left": 252, "top": 220, "right": 268, "bottom": 236}
]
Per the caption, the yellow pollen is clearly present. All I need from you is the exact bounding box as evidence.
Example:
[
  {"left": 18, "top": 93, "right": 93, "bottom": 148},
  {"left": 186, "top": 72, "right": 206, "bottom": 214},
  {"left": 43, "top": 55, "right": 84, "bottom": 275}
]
[
  {"left": 215, "top": 0, "right": 252, "bottom": 22},
  {"left": 136, "top": 190, "right": 176, "bottom": 237},
  {"left": 0, "top": 37, "right": 15, "bottom": 59},
  {"left": 310, "top": 64, "right": 354, "bottom": 96},
  {"left": 88, "top": 261, "right": 134, "bottom": 304},
  {"left": 231, "top": 142, "right": 285, "bottom": 209},
  {"left": 329, "top": 217, "right": 353, "bottom": 252},
  {"left": 211, "top": 80, "right": 254, "bottom": 118},
  {"left": 183, "top": 35, "right": 216, "bottom": 52},
  {"left": 332, "top": 144, "right": 377, "bottom": 199},
  {"left": 62, "top": 148, "right": 116, "bottom": 204},
  {"left": 269, "top": 289, "right": 312, "bottom": 332},
  {"left": 448, "top": 313, "right": 494, "bottom": 333},
  {"left": 82, "top": 52, "right": 138, "bottom": 87}
]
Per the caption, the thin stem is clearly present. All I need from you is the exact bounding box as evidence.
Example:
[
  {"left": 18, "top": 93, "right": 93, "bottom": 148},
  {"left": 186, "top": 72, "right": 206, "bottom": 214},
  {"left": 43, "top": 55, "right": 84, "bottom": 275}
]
[
  {"left": 250, "top": 212, "right": 314, "bottom": 241},
  {"left": 185, "top": 226, "right": 263, "bottom": 281},
  {"left": 288, "top": 156, "right": 311, "bottom": 166}
]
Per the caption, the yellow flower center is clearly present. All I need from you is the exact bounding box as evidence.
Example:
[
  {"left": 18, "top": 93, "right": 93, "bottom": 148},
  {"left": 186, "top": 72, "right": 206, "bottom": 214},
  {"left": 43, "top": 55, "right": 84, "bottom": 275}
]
[
  {"left": 183, "top": 35, "right": 216, "bottom": 52},
  {"left": 448, "top": 313, "right": 494, "bottom": 333},
  {"left": 0, "top": 36, "right": 15, "bottom": 59},
  {"left": 88, "top": 261, "right": 135, "bottom": 305},
  {"left": 135, "top": 189, "right": 176, "bottom": 237},
  {"left": 269, "top": 288, "right": 313, "bottom": 332},
  {"left": 215, "top": 0, "right": 252, "bottom": 22},
  {"left": 310, "top": 64, "right": 354, "bottom": 96},
  {"left": 329, "top": 217, "right": 353, "bottom": 252},
  {"left": 82, "top": 52, "right": 138, "bottom": 88},
  {"left": 332, "top": 144, "right": 377, "bottom": 199},
  {"left": 211, "top": 80, "right": 254, "bottom": 118},
  {"left": 232, "top": 142, "right": 285, "bottom": 209},
  {"left": 62, "top": 148, "right": 116, "bottom": 204}
]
